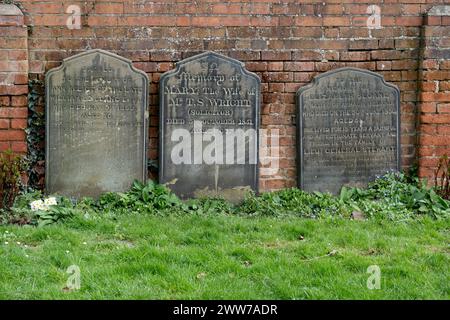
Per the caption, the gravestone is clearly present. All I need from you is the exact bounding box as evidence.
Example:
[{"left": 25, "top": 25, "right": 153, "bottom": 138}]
[
  {"left": 297, "top": 67, "right": 400, "bottom": 194},
  {"left": 159, "top": 51, "right": 260, "bottom": 201},
  {"left": 46, "top": 49, "right": 149, "bottom": 198}
]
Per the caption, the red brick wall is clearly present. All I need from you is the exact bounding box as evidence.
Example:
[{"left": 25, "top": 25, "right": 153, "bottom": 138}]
[
  {"left": 1, "top": 0, "right": 448, "bottom": 191},
  {"left": 0, "top": 4, "right": 28, "bottom": 154},
  {"left": 418, "top": 6, "right": 450, "bottom": 181}
]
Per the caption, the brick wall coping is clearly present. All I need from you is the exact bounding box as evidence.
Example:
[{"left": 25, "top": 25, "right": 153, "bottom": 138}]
[
  {"left": 428, "top": 6, "right": 450, "bottom": 16},
  {"left": 0, "top": 4, "right": 23, "bottom": 16}
]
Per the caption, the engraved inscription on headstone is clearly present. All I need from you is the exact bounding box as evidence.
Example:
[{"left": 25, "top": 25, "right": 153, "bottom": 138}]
[
  {"left": 159, "top": 52, "right": 260, "bottom": 201},
  {"left": 297, "top": 67, "right": 400, "bottom": 194},
  {"left": 46, "top": 49, "right": 149, "bottom": 198}
]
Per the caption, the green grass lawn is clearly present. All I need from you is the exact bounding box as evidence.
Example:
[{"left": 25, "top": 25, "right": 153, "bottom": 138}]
[{"left": 0, "top": 213, "right": 448, "bottom": 299}]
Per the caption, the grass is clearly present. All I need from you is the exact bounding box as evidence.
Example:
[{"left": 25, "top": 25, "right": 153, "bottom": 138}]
[{"left": 0, "top": 212, "right": 448, "bottom": 299}]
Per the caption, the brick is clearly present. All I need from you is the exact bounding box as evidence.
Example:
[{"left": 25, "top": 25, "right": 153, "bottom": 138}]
[
  {"left": 421, "top": 81, "right": 437, "bottom": 92},
  {"left": 269, "top": 83, "right": 284, "bottom": 93},
  {"left": 0, "top": 142, "right": 10, "bottom": 151},
  {"left": 0, "top": 119, "right": 9, "bottom": 129},
  {"left": 0, "top": 97, "right": 10, "bottom": 106},
  {"left": 324, "top": 28, "right": 339, "bottom": 38},
  {"left": 418, "top": 157, "right": 440, "bottom": 168},
  {"left": 420, "top": 92, "right": 450, "bottom": 103},
  {"left": 245, "top": 62, "right": 267, "bottom": 72},
  {"left": 8, "top": 50, "right": 27, "bottom": 61},
  {"left": 88, "top": 15, "right": 119, "bottom": 26},
  {"left": 11, "top": 96, "right": 27, "bottom": 107},
  {"left": 10, "top": 141, "right": 26, "bottom": 153},
  {"left": 11, "top": 119, "right": 27, "bottom": 129},
  {"left": 264, "top": 179, "right": 288, "bottom": 190},
  {"left": 441, "top": 60, "right": 450, "bottom": 70},
  {"left": 0, "top": 130, "right": 25, "bottom": 141},
  {"left": 291, "top": 51, "right": 322, "bottom": 61},
  {"left": 402, "top": 4, "right": 422, "bottom": 15},
  {"left": 295, "top": 16, "right": 322, "bottom": 27},
  {"left": 391, "top": 60, "right": 418, "bottom": 70},
  {"left": 349, "top": 40, "right": 378, "bottom": 50},
  {"left": 437, "top": 126, "right": 450, "bottom": 135},
  {"left": 243, "top": 3, "right": 270, "bottom": 15},
  {"left": 261, "top": 51, "right": 291, "bottom": 61},
  {"left": 377, "top": 61, "right": 392, "bottom": 71},
  {"left": 267, "top": 62, "right": 283, "bottom": 71},
  {"left": 440, "top": 81, "right": 450, "bottom": 91},
  {"left": 340, "top": 51, "right": 370, "bottom": 61},
  {"left": 420, "top": 124, "right": 437, "bottom": 135},
  {"left": 395, "top": 39, "right": 420, "bottom": 49},
  {"left": 262, "top": 72, "right": 293, "bottom": 82},
  {"left": 420, "top": 103, "right": 437, "bottom": 113},
  {"left": 421, "top": 114, "right": 450, "bottom": 124},
  {"left": 323, "top": 4, "right": 343, "bottom": 15},
  {"left": 211, "top": 4, "right": 241, "bottom": 15},
  {"left": 423, "top": 59, "right": 439, "bottom": 69},
  {"left": 396, "top": 16, "right": 423, "bottom": 26},
  {"left": 283, "top": 62, "right": 314, "bottom": 72},
  {"left": 32, "top": 14, "right": 66, "bottom": 26},
  {"left": 438, "top": 104, "right": 450, "bottom": 113},
  {"left": 0, "top": 85, "right": 28, "bottom": 95},
  {"left": 323, "top": 16, "right": 350, "bottom": 27},
  {"left": 423, "top": 70, "right": 449, "bottom": 81},
  {"left": 420, "top": 135, "right": 450, "bottom": 146},
  {"left": 133, "top": 62, "right": 157, "bottom": 73},
  {"left": 95, "top": 3, "right": 124, "bottom": 14},
  {"left": 0, "top": 107, "right": 27, "bottom": 118}
]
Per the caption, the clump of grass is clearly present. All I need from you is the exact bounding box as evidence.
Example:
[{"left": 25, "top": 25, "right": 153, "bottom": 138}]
[{"left": 238, "top": 188, "right": 350, "bottom": 218}]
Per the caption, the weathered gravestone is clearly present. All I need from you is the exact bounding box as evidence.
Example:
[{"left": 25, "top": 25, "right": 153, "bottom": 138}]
[
  {"left": 297, "top": 67, "right": 400, "bottom": 194},
  {"left": 159, "top": 52, "right": 260, "bottom": 201},
  {"left": 46, "top": 49, "right": 149, "bottom": 198}
]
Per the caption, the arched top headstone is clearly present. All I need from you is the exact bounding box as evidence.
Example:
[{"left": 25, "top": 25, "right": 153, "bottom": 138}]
[
  {"left": 159, "top": 51, "right": 261, "bottom": 201},
  {"left": 45, "top": 49, "right": 149, "bottom": 198},
  {"left": 46, "top": 49, "right": 148, "bottom": 82},
  {"left": 161, "top": 51, "right": 260, "bottom": 83},
  {"left": 296, "top": 67, "right": 400, "bottom": 194}
]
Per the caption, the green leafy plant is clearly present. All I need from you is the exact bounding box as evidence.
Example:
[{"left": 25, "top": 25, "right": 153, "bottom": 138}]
[
  {"left": 434, "top": 154, "right": 450, "bottom": 200},
  {"left": 0, "top": 149, "right": 26, "bottom": 209},
  {"left": 239, "top": 188, "right": 350, "bottom": 218},
  {"left": 34, "top": 202, "right": 75, "bottom": 227},
  {"left": 26, "top": 79, "right": 45, "bottom": 189},
  {"left": 98, "top": 180, "right": 184, "bottom": 213},
  {"left": 340, "top": 172, "right": 450, "bottom": 219},
  {"left": 4, "top": 172, "right": 450, "bottom": 227},
  {"left": 5, "top": 193, "right": 78, "bottom": 227}
]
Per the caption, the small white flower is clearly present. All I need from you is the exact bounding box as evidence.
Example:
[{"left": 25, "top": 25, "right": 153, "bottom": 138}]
[
  {"left": 16, "top": 242, "right": 21, "bottom": 245},
  {"left": 5, "top": 231, "right": 8, "bottom": 234},
  {"left": 30, "top": 199, "right": 44, "bottom": 211},
  {"left": 65, "top": 250, "right": 70, "bottom": 254},
  {"left": 4, "top": 242, "right": 8, "bottom": 245},
  {"left": 25, "top": 254, "right": 29, "bottom": 258},
  {"left": 83, "top": 242, "right": 87, "bottom": 245},
  {"left": 44, "top": 197, "right": 57, "bottom": 206}
]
